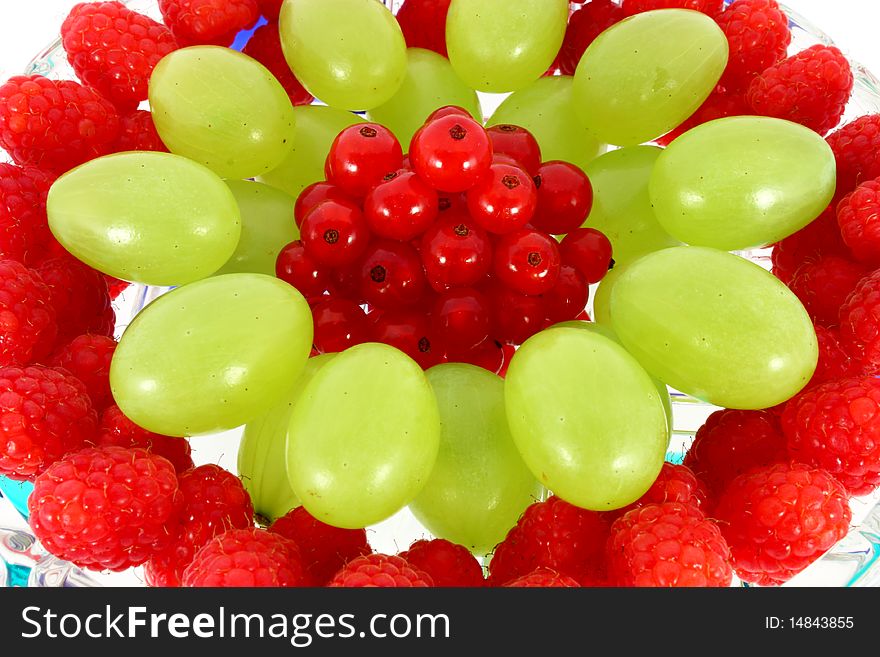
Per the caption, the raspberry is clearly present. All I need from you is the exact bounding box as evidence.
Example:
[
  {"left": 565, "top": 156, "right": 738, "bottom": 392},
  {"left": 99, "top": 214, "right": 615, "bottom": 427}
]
[
  {"left": 0, "top": 75, "right": 120, "bottom": 174},
  {"left": 0, "top": 163, "right": 57, "bottom": 266},
  {"left": 243, "top": 24, "right": 314, "bottom": 106},
  {"left": 48, "top": 334, "right": 116, "bottom": 412},
  {"left": 782, "top": 376, "right": 880, "bottom": 496},
  {"left": 182, "top": 527, "right": 306, "bottom": 587},
  {"left": 94, "top": 404, "right": 193, "bottom": 474},
  {"left": 609, "top": 462, "right": 709, "bottom": 521},
  {"left": 158, "top": 0, "right": 259, "bottom": 46},
  {"left": 61, "top": 2, "right": 178, "bottom": 112},
  {"left": 621, "top": 0, "right": 724, "bottom": 17},
  {"left": 839, "top": 269, "right": 880, "bottom": 374},
  {"left": 788, "top": 255, "right": 868, "bottom": 328},
  {"left": 555, "top": 0, "right": 625, "bottom": 76},
  {"left": 399, "top": 539, "right": 485, "bottom": 587},
  {"left": 656, "top": 86, "right": 749, "bottom": 147},
  {"left": 607, "top": 502, "right": 732, "bottom": 587},
  {"left": 488, "top": 496, "right": 610, "bottom": 586},
  {"left": 715, "top": 462, "right": 851, "bottom": 585},
  {"left": 771, "top": 207, "right": 847, "bottom": 285},
  {"left": 269, "top": 506, "right": 371, "bottom": 585},
  {"left": 35, "top": 256, "right": 115, "bottom": 344},
  {"left": 827, "top": 115, "right": 880, "bottom": 198},
  {"left": 809, "top": 325, "right": 857, "bottom": 389},
  {"left": 0, "top": 365, "right": 97, "bottom": 480},
  {"left": 395, "top": 0, "right": 452, "bottom": 57},
  {"left": 0, "top": 260, "right": 57, "bottom": 365},
  {"left": 112, "top": 111, "right": 168, "bottom": 153},
  {"left": 747, "top": 45, "right": 853, "bottom": 136},
  {"left": 837, "top": 177, "right": 880, "bottom": 265},
  {"left": 716, "top": 0, "right": 791, "bottom": 92},
  {"left": 257, "top": 0, "right": 283, "bottom": 21},
  {"left": 505, "top": 568, "right": 580, "bottom": 588},
  {"left": 104, "top": 275, "right": 131, "bottom": 301},
  {"left": 328, "top": 554, "right": 434, "bottom": 587},
  {"left": 28, "top": 446, "right": 181, "bottom": 571},
  {"left": 683, "top": 408, "right": 788, "bottom": 501},
  {"left": 146, "top": 464, "right": 254, "bottom": 587}
]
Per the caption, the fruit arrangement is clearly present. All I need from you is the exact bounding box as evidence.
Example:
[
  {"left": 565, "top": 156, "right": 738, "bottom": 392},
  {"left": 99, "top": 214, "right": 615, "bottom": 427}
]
[{"left": 1, "top": 0, "right": 880, "bottom": 589}]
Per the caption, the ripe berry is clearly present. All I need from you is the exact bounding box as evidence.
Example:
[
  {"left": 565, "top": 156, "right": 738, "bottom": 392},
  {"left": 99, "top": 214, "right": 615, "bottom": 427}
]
[
  {"left": 716, "top": 0, "right": 792, "bottom": 92},
  {"left": 242, "top": 23, "right": 313, "bottom": 106},
  {"left": 35, "top": 255, "right": 115, "bottom": 343},
  {"left": 826, "top": 114, "right": 880, "bottom": 197},
  {"left": 424, "top": 105, "right": 472, "bottom": 124},
  {"left": 370, "top": 309, "right": 442, "bottom": 369},
  {"left": 559, "top": 227, "right": 614, "bottom": 284},
  {"left": 555, "top": 0, "right": 625, "bottom": 76},
  {"left": 656, "top": 87, "right": 750, "bottom": 147},
  {"left": 294, "top": 182, "right": 351, "bottom": 229},
  {"left": 94, "top": 404, "right": 193, "bottom": 474},
  {"left": 326, "top": 123, "right": 404, "bottom": 198},
  {"left": 621, "top": 0, "right": 723, "bottom": 16},
  {"left": 328, "top": 554, "right": 434, "bottom": 587},
  {"left": 112, "top": 110, "right": 168, "bottom": 153},
  {"left": 0, "top": 260, "right": 57, "bottom": 365},
  {"left": 395, "top": 0, "right": 452, "bottom": 57},
  {"left": 364, "top": 170, "right": 439, "bottom": 241},
  {"left": 839, "top": 269, "right": 880, "bottom": 374},
  {"left": 609, "top": 462, "right": 709, "bottom": 521},
  {"left": 487, "top": 281, "right": 548, "bottom": 344},
  {"left": 399, "top": 539, "right": 484, "bottom": 587},
  {"left": 420, "top": 217, "right": 493, "bottom": 292},
  {"left": 357, "top": 239, "right": 427, "bottom": 309},
  {"left": 257, "top": 0, "right": 283, "bottom": 21},
  {"left": 311, "top": 297, "right": 369, "bottom": 353},
  {"left": 445, "top": 337, "right": 507, "bottom": 375},
  {"left": 771, "top": 207, "right": 847, "bottom": 284},
  {"left": 276, "top": 240, "right": 331, "bottom": 301},
  {"left": 486, "top": 125, "right": 542, "bottom": 176},
  {"left": 809, "top": 325, "right": 857, "bottom": 389},
  {"left": 431, "top": 287, "right": 490, "bottom": 351},
  {"left": 788, "top": 255, "right": 868, "bottom": 328},
  {"left": 467, "top": 163, "right": 538, "bottom": 235},
  {"left": 837, "top": 177, "right": 880, "bottom": 265},
  {"left": 0, "top": 163, "right": 57, "bottom": 266},
  {"left": 531, "top": 161, "right": 594, "bottom": 235},
  {"left": 542, "top": 265, "right": 589, "bottom": 324},
  {"left": 505, "top": 567, "right": 580, "bottom": 587},
  {"left": 410, "top": 115, "right": 493, "bottom": 193},
  {"left": 494, "top": 229, "right": 561, "bottom": 296},
  {"left": 158, "top": 0, "right": 259, "bottom": 46},
  {"left": 300, "top": 199, "right": 371, "bottom": 268},
  {"left": 49, "top": 334, "right": 116, "bottom": 412}
]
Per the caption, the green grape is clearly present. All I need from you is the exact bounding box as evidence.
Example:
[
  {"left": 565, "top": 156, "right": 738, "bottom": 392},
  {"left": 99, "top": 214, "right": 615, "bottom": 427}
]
[
  {"left": 149, "top": 46, "right": 295, "bottom": 180},
  {"left": 585, "top": 146, "right": 680, "bottom": 265},
  {"left": 368, "top": 48, "right": 482, "bottom": 148},
  {"left": 650, "top": 117, "right": 837, "bottom": 250},
  {"left": 573, "top": 10, "right": 728, "bottom": 147},
  {"left": 238, "top": 354, "right": 336, "bottom": 522},
  {"left": 47, "top": 152, "right": 240, "bottom": 287},
  {"left": 487, "top": 76, "right": 604, "bottom": 171},
  {"left": 279, "top": 0, "right": 407, "bottom": 110},
  {"left": 505, "top": 327, "right": 668, "bottom": 510},
  {"left": 287, "top": 343, "right": 440, "bottom": 529},
  {"left": 216, "top": 180, "right": 298, "bottom": 277},
  {"left": 592, "top": 263, "right": 627, "bottom": 326},
  {"left": 410, "top": 364, "right": 542, "bottom": 555},
  {"left": 258, "top": 105, "right": 360, "bottom": 200},
  {"left": 111, "top": 273, "right": 313, "bottom": 436},
  {"left": 446, "top": 0, "right": 568, "bottom": 93},
  {"left": 609, "top": 246, "right": 818, "bottom": 410}
]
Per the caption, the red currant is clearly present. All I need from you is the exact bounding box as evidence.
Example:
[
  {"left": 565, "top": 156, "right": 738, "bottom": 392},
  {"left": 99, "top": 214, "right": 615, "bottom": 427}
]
[
  {"left": 444, "top": 338, "right": 505, "bottom": 374},
  {"left": 542, "top": 265, "right": 589, "bottom": 324},
  {"left": 300, "top": 199, "right": 371, "bottom": 268},
  {"left": 485, "top": 281, "right": 548, "bottom": 344},
  {"left": 312, "top": 298, "right": 368, "bottom": 353},
  {"left": 363, "top": 170, "right": 439, "bottom": 241},
  {"left": 437, "top": 192, "right": 467, "bottom": 216},
  {"left": 326, "top": 123, "right": 403, "bottom": 198},
  {"left": 358, "top": 239, "right": 427, "bottom": 309},
  {"left": 420, "top": 217, "right": 493, "bottom": 292},
  {"left": 431, "top": 287, "right": 490, "bottom": 350},
  {"left": 425, "top": 105, "right": 473, "bottom": 123},
  {"left": 531, "top": 161, "right": 594, "bottom": 235},
  {"left": 559, "top": 227, "right": 613, "bottom": 284},
  {"left": 467, "top": 163, "right": 538, "bottom": 234},
  {"left": 410, "top": 115, "right": 492, "bottom": 192},
  {"left": 486, "top": 125, "right": 542, "bottom": 175},
  {"left": 370, "top": 308, "right": 442, "bottom": 369},
  {"left": 275, "top": 240, "right": 330, "bottom": 300},
  {"left": 294, "top": 182, "right": 350, "bottom": 229},
  {"left": 494, "top": 229, "right": 561, "bottom": 296}
]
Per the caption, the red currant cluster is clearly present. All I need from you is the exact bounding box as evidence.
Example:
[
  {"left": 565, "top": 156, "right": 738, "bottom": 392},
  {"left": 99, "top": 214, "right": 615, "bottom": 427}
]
[{"left": 276, "top": 106, "right": 612, "bottom": 372}]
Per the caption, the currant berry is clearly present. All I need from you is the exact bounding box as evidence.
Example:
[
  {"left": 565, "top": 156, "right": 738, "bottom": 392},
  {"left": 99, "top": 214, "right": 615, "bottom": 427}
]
[
  {"left": 363, "top": 170, "right": 439, "bottom": 241},
  {"left": 358, "top": 239, "right": 427, "bottom": 308},
  {"left": 559, "top": 228, "right": 613, "bottom": 284},
  {"left": 294, "top": 182, "right": 351, "bottom": 229},
  {"left": 326, "top": 123, "right": 403, "bottom": 198},
  {"left": 486, "top": 125, "right": 542, "bottom": 175},
  {"left": 445, "top": 338, "right": 506, "bottom": 375},
  {"left": 431, "top": 287, "right": 491, "bottom": 350},
  {"left": 467, "top": 163, "right": 538, "bottom": 234},
  {"left": 370, "top": 308, "right": 442, "bottom": 369},
  {"left": 425, "top": 105, "right": 473, "bottom": 123},
  {"left": 485, "top": 281, "right": 549, "bottom": 344},
  {"left": 275, "top": 240, "right": 330, "bottom": 300},
  {"left": 531, "top": 161, "right": 594, "bottom": 235},
  {"left": 543, "top": 265, "right": 589, "bottom": 324},
  {"left": 420, "top": 217, "right": 493, "bottom": 292},
  {"left": 300, "top": 199, "right": 371, "bottom": 268},
  {"left": 494, "top": 229, "right": 562, "bottom": 296},
  {"left": 410, "top": 115, "right": 492, "bottom": 192},
  {"left": 312, "top": 298, "right": 368, "bottom": 353}
]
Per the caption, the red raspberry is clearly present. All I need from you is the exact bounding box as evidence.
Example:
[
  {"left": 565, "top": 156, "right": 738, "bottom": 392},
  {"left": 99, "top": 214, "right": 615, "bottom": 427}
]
[
  {"left": 395, "top": 0, "right": 452, "bottom": 57},
  {"left": 0, "top": 365, "right": 96, "bottom": 480},
  {"left": 182, "top": 527, "right": 306, "bottom": 587},
  {"left": 505, "top": 568, "right": 580, "bottom": 588},
  {"left": 488, "top": 496, "right": 610, "bottom": 586},
  {"left": 0, "top": 259, "right": 57, "bottom": 365},
  {"left": 788, "top": 255, "right": 868, "bottom": 328},
  {"left": 839, "top": 269, "right": 880, "bottom": 374},
  {"left": 684, "top": 409, "right": 788, "bottom": 502},
  {"left": 771, "top": 207, "right": 847, "bottom": 285},
  {"left": 827, "top": 114, "right": 880, "bottom": 198},
  {"left": 399, "top": 539, "right": 485, "bottom": 587},
  {"left": 747, "top": 45, "right": 853, "bottom": 136},
  {"left": 716, "top": 0, "right": 791, "bottom": 92},
  {"left": 146, "top": 464, "right": 254, "bottom": 587},
  {"left": 35, "top": 256, "right": 115, "bottom": 344},
  {"left": 104, "top": 275, "right": 131, "bottom": 301},
  {"left": 112, "top": 110, "right": 168, "bottom": 153},
  {"left": 0, "top": 164, "right": 57, "bottom": 266},
  {"left": 609, "top": 462, "right": 709, "bottom": 521},
  {"left": 61, "top": 2, "right": 178, "bottom": 112},
  {"left": 621, "top": 0, "right": 724, "bottom": 17},
  {"left": 257, "top": 0, "right": 283, "bottom": 21},
  {"left": 837, "top": 177, "right": 880, "bottom": 265},
  {"left": 555, "top": 0, "right": 625, "bottom": 76},
  {"left": 328, "top": 554, "right": 434, "bottom": 587},
  {"left": 607, "top": 502, "right": 733, "bottom": 587},
  {"left": 269, "top": 506, "right": 371, "bottom": 585},
  {"left": 243, "top": 24, "right": 314, "bottom": 106},
  {"left": 0, "top": 75, "right": 120, "bottom": 174},
  {"left": 809, "top": 325, "right": 857, "bottom": 389},
  {"left": 715, "top": 462, "right": 851, "bottom": 585},
  {"left": 94, "top": 404, "right": 193, "bottom": 474},
  {"left": 28, "top": 446, "right": 181, "bottom": 571},
  {"left": 48, "top": 334, "right": 116, "bottom": 412},
  {"left": 158, "top": 0, "right": 259, "bottom": 46},
  {"left": 656, "top": 86, "right": 749, "bottom": 147},
  {"left": 782, "top": 376, "right": 880, "bottom": 496}
]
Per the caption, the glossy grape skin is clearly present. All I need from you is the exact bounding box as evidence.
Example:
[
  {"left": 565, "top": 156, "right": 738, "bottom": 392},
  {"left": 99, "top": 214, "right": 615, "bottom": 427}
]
[
  {"left": 259, "top": 106, "right": 361, "bottom": 200},
  {"left": 591, "top": 262, "right": 627, "bottom": 326},
  {"left": 216, "top": 180, "right": 298, "bottom": 277},
  {"left": 279, "top": 0, "right": 407, "bottom": 110},
  {"left": 111, "top": 274, "right": 313, "bottom": 436},
  {"left": 287, "top": 343, "right": 440, "bottom": 528},
  {"left": 584, "top": 146, "right": 680, "bottom": 266},
  {"left": 487, "top": 76, "right": 604, "bottom": 171},
  {"left": 368, "top": 48, "right": 482, "bottom": 148},
  {"left": 505, "top": 327, "right": 668, "bottom": 510},
  {"left": 149, "top": 46, "right": 295, "bottom": 179},
  {"left": 609, "top": 247, "right": 818, "bottom": 409},
  {"left": 238, "top": 354, "right": 336, "bottom": 522},
  {"left": 47, "top": 152, "right": 240, "bottom": 287},
  {"left": 446, "top": 0, "right": 568, "bottom": 92},
  {"left": 650, "top": 117, "right": 837, "bottom": 250},
  {"left": 410, "top": 364, "right": 542, "bottom": 554},
  {"left": 573, "top": 10, "right": 728, "bottom": 147}
]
